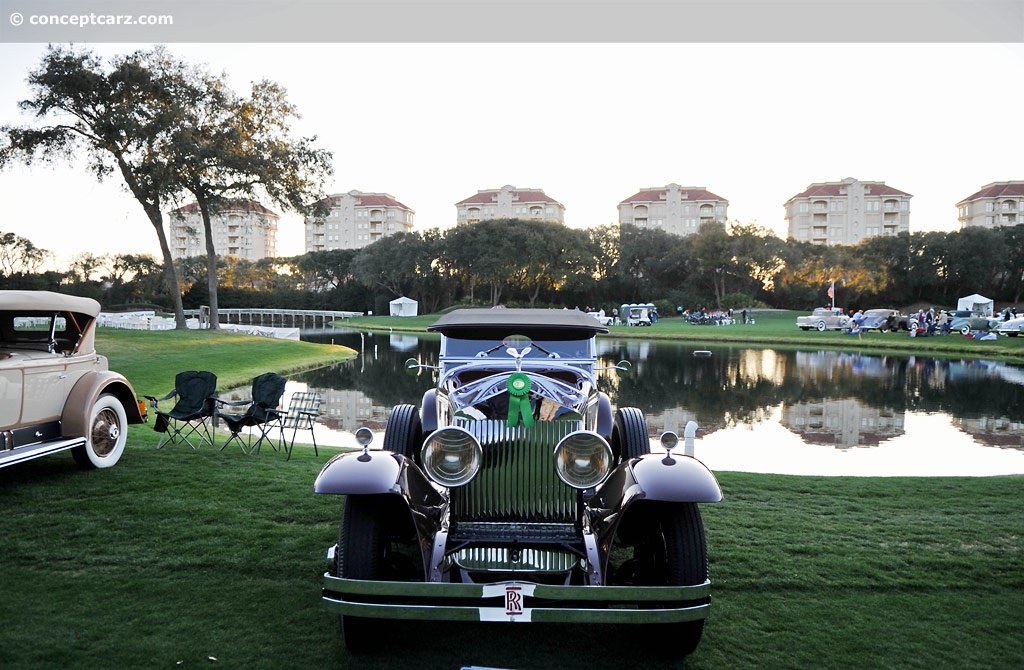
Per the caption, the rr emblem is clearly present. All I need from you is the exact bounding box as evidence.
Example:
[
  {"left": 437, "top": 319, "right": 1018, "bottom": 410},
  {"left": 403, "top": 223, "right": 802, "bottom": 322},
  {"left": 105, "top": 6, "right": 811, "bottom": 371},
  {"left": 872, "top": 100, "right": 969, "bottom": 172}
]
[{"left": 505, "top": 586, "right": 523, "bottom": 616}]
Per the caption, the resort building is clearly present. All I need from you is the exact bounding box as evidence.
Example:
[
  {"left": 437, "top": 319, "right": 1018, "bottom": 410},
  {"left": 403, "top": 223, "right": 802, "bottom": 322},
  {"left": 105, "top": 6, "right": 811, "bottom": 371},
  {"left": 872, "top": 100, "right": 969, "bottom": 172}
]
[
  {"left": 956, "top": 181, "right": 1024, "bottom": 229},
  {"left": 168, "top": 199, "right": 279, "bottom": 260},
  {"left": 617, "top": 184, "right": 728, "bottom": 236},
  {"left": 455, "top": 185, "right": 565, "bottom": 224},
  {"left": 784, "top": 177, "right": 912, "bottom": 245},
  {"left": 305, "top": 191, "right": 415, "bottom": 252}
]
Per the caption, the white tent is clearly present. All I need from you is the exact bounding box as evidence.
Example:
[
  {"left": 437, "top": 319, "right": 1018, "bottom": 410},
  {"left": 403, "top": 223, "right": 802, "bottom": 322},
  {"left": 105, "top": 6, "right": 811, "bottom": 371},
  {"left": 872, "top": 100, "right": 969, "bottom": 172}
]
[
  {"left": 956, "top": 293, "right": 994, "bottom": 317},
  {"left": 389, "top": 296, "right": 418, "bottom": 317}
]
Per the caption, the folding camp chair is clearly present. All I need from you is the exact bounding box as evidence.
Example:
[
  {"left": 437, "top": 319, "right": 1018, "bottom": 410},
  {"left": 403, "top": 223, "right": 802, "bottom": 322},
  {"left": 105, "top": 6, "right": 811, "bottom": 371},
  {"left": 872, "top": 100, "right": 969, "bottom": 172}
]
[
  {"left": 144, "top": 371, "right": 219, "bottom": 449},
  {"left": 216, "top": 372, "right": 287, "bottom": 455},
  {"left": 279, "top": 391, "right": 322, "bottom": 460}
]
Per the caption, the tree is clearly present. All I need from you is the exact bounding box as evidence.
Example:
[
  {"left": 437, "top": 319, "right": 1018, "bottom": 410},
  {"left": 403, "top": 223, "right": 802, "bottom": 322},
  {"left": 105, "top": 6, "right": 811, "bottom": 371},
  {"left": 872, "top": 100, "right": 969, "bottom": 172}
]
[
  {"left": 0, "top": 231, "right": 50, "bottom": 277},
  {"left": 164, "top": 75, "right": 332, "bottom": 329},
  {"left": 1, "top": 45, "right": 209, "bottom": 327}
]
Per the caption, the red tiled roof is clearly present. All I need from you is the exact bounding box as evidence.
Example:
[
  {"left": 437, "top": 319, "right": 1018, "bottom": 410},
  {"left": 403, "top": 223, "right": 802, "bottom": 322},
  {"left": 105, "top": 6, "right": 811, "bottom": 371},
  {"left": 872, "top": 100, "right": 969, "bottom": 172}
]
[
  {"left": 619, "top": 186, "right": 727, "bottom": 205},
  {"left": 171, "top": 199, "right": 280, "bottom": 218},
  {"left": 787, "top": 180, "right": 911, "bottom": 202},
  {"left": 317, "top": 192, "right": 413, "bottom": 211},
  {"left": 456, "top": 189, "right": 562, "bottom": 206},
  {"left": 957, "top": 181, "right": 1024, "bottom": 204},
  {"left": 353, "top": 193, "right": 412, "bottom": 209}
]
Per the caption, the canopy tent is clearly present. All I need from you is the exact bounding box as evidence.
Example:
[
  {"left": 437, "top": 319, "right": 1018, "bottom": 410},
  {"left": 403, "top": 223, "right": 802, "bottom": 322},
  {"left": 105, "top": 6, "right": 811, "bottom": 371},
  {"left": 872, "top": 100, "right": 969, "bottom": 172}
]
[
  {"left": 389, "top": 296, "right": 418, "bottom": 317},
  {"left": 956, "top": 294, "right": 994, "bottom": 317}
]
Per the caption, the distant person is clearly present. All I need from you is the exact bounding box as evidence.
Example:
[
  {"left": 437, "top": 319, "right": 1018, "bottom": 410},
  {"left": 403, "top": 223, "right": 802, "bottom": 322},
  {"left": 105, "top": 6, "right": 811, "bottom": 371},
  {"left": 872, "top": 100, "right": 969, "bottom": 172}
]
[{"left": 741, "top": 308, "right": 748, "bottom": 324}]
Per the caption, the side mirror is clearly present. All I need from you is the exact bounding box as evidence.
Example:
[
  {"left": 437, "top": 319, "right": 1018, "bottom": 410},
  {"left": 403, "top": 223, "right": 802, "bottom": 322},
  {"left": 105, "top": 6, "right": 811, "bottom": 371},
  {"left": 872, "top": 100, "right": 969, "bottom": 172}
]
[
  {"left": 404, "top": 357, "right": 420, "bottom": 376},
  {"left": 616, "top": 360, "right": 632, "bottom": 378}
]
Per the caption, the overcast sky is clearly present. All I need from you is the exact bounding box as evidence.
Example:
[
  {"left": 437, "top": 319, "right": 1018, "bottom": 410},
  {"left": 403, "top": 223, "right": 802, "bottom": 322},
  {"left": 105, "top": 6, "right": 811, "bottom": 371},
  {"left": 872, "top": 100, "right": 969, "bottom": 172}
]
[{"left": 2, "top": 40, "right": 1023, "bottom": 268}]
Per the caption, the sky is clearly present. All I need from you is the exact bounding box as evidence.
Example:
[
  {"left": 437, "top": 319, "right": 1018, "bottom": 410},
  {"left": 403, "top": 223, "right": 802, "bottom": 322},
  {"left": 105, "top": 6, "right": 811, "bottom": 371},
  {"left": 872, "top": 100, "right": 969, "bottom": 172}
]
[{"left": 2, "top": 40, "right": 1023, "bottom": 269}]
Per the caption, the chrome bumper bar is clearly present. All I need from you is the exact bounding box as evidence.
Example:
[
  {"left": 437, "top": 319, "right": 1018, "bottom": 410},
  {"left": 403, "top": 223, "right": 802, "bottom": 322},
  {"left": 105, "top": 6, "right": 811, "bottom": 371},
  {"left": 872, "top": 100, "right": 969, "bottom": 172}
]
[{"left": 322, "top": 574, "right": 711, "bottom": 624}]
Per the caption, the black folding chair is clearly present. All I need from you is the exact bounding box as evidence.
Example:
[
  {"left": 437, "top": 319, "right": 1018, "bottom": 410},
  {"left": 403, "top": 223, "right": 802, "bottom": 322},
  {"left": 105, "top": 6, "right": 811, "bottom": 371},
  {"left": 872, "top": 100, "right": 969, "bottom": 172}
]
[
  {"left": 144, "top": 371, "right": 219, "bottom": 449},
  {"left": 216, "top": 372, "right": 287, "bottom": 455},
  {"left": 279, "top": 391, "right": 322, "bottom": 460}
]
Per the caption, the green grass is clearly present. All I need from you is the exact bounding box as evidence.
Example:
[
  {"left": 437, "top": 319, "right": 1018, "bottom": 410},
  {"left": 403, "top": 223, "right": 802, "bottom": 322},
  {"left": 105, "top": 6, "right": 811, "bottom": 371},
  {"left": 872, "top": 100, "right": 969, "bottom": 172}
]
[
  {"left": 344, "top": 310, "right": 1024, "bottom": 363},
  {"left": 1, "top": 443, "right": 1021, "bottom": 669},
  {"left": 0, "top": 328, "right": 1021, "bottom": 668}
]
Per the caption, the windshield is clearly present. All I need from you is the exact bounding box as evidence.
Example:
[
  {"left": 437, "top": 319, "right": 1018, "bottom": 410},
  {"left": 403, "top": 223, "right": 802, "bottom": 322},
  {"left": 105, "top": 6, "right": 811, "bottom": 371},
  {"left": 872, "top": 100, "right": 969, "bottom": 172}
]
[{"left": 443, "top": 336, "right": 594, "bottom": 361}]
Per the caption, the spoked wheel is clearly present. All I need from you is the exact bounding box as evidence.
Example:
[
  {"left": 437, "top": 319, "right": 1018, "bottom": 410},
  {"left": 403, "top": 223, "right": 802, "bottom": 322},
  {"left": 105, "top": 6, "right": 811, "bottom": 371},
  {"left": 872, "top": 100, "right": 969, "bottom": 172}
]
[
  {"left": 336, "top": 494, "right": 387, "bottom": 652},
  {"left": 72, "top": 394, "right": 128, "bottom": 469},
  {"left": 816, "top": 320, "right": 827, "bottom": 332},
  {"left": 382, "top": 404, "right": 422, "bottom": 460},
  {"left": 620, "top": 501, "right": 709, "bottom": 657},
  {"left": 613, "top": 407, "right": 650, "bottom": 461}
]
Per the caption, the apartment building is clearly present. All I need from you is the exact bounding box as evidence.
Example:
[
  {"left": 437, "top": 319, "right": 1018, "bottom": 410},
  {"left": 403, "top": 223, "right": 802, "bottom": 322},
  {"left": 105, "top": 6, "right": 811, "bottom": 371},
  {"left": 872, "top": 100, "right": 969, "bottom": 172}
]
[
  {"left": 785, "top": 177, "right": 912, "bottom": 245},
  {"left": 956, "top": 181, "right": 1024, "bottom": 229},
  {"left": 618, "top": 184, "right": 728, "bottom": 236},
  {"left": 305, "top": 191, "right": 415, "bottom": 252},
  {"left": 455, "top": 185, "right": 565, "bottom": 224},
  {"left": 168, "top": 199, "right": 279, "bottom": 260}
]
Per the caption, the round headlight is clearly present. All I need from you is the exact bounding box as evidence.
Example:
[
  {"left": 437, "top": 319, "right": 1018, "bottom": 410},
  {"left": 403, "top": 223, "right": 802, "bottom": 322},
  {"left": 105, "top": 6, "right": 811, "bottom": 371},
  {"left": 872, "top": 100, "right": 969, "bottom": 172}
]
[
  {"left": 554, "top": 431, "right": 613, "bottom": 489},
  {"left": 420, "top": 427, "right": 482, "bottom": 487}
]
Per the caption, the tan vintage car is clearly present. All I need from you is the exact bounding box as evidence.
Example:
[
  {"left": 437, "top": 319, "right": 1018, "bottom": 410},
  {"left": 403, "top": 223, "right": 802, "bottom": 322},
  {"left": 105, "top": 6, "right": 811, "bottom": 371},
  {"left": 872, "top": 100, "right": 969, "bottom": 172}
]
[
  {"left": 0, "top": 291, "right": 146, "bottom": 470},
  {"left": 796, "top": 307, "right": 850, "bottom": 332}
]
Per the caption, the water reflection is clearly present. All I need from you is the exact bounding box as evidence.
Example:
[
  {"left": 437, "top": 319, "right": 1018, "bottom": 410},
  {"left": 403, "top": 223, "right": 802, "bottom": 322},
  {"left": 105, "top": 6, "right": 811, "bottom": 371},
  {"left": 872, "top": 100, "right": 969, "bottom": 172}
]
[{"left": 291, "top": 329, "right": 1024, "bottom": 475}]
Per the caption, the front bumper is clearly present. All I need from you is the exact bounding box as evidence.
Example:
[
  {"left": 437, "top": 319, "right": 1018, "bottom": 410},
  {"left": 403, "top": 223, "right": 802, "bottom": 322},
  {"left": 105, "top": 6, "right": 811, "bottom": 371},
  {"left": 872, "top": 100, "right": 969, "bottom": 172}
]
[{"left": 323, "top": 574, "right": 711, "bottom": 624}]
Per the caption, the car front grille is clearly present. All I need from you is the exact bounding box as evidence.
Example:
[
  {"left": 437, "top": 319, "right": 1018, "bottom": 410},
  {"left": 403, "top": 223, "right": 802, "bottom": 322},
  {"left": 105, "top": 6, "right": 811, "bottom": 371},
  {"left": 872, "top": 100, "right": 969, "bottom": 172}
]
[{"left": 451, "top": 419, "right": 581, "bottom": 524}]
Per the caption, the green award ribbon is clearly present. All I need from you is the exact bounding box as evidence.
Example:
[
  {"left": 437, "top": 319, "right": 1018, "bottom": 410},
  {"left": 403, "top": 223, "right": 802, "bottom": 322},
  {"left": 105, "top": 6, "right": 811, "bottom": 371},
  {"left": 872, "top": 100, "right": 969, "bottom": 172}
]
[{"left": 506, "top": 372, "right": 534, "bottom": 428}]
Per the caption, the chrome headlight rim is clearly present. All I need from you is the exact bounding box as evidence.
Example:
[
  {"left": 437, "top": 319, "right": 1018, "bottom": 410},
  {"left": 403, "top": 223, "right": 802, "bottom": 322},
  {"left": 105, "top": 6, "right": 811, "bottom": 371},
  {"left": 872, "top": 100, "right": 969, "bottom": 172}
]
[
  {"left": 420, "top": 426, "right": 483, "bottom": 487},
  {"left": 553, "top": 430, "right": 613, "bottom": 489}
]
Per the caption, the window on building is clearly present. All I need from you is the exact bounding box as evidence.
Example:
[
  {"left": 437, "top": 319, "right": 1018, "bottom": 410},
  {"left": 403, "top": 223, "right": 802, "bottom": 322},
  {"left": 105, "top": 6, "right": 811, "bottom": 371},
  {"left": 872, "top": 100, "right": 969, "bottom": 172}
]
[
  {"left": 798, "top": 202, "right": 809, "bottom": 213},
  {"left": 830, "top": 201, "right": 845, "bottom": 212},
  {"left": 900, "top": 201, "right": 909, "bottom": 211},
  {"left": 866, "top": 201, "right": 880, "bottom": 211},
  {"left": 986, "top": 202, "right": 995, "bottom": 212}
]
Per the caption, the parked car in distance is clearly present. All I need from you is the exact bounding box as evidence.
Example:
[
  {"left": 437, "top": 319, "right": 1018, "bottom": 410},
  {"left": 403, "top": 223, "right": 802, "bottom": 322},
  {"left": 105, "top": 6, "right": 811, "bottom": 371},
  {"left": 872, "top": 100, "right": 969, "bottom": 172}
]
[
  {"left": 797, "top": 307, "right": 850, "bottom": 331},
  {"left": 859, "top": 309, "right": 914, "bottom": 333},
  {"left": 947, "top": 309, "right": 1000, "bottom": 335},
  {"left": 315, "top": 308, "right": 722, "bottom": 658},
  {"left": 995, "top": 316, "right": 1024, "bottom": 337},
  {"left": 0, "top": 291, "right": 146, "bottom": 470}
]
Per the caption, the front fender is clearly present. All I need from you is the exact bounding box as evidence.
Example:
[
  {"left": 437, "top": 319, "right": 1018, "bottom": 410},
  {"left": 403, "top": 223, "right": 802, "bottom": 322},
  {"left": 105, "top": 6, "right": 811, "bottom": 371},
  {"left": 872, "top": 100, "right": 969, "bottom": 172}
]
[
  {"left": 629, "top": 453, "right": 723, "bottom": 503},
  {"left": 62, "top": 371, "right": 145, "bottom": 438},
  {"left": 314, "top": 450, "right": 403, "bottom": 495}
]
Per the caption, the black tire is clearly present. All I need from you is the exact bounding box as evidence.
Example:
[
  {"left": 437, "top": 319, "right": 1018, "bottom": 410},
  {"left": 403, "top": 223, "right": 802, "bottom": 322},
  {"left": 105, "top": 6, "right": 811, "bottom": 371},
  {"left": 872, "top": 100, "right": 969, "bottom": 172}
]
[
  {"left": 71, "top": 394, "right": 128, "bottom": 470},
  {"left": 633, "top": 502, "right": 709, "bottom": 657},
  {"left": 382, "top": 404, "right": 422, "bottom": 459},
  {"left": 613, "top": 407, "right": 650, "bottom": 461},
  {"left": 337, "top": 495, "right": 387, "bottom": 652}
]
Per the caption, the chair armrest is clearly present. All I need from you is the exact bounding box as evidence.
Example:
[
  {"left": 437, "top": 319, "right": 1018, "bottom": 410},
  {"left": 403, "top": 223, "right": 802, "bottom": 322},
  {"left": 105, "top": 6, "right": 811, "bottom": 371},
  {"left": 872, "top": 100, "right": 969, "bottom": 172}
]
[
  {"left": 144, "top": 389, "right": 178, "bottom": 408},
  {"left": 216, "top": 398, "right": 253, "bottom": 408}
]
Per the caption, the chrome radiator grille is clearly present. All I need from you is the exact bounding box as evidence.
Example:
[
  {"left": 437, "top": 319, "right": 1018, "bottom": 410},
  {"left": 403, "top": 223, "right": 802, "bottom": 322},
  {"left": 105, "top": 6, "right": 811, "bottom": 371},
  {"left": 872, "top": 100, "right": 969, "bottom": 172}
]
[{"left": 451, "top": 419, "right": 581, "bottom": 523}]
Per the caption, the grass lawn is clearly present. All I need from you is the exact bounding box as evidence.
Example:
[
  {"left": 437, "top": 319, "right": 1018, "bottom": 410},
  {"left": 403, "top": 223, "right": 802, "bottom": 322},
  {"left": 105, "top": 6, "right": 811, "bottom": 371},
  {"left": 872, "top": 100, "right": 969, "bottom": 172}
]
[
  {"left": 0, "top": 329, "right": 1020, "bottom": 668},
  {"left": 1, "top": 442, "right": 1021, "bottom": 669}
]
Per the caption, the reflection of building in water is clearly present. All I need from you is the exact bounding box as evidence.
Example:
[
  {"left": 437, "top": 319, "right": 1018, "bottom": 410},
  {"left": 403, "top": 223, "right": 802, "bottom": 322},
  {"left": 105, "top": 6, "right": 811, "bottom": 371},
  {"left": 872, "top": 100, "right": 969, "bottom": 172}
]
[
  {"left": 317, "top": 388, "right": 388, "bottom": 433},
  {"left": 782, "top": 398, "right": 904, "bottom": 449},
  {"left": 952, "top": 416, "right": 1024, "bottom": 451}
]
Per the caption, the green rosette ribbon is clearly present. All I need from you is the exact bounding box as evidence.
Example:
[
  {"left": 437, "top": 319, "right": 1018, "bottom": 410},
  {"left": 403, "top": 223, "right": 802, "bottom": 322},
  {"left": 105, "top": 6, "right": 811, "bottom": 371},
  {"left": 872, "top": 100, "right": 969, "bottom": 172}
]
[{"left": 506, "top": 372, "right": 535, "bottom": 428}]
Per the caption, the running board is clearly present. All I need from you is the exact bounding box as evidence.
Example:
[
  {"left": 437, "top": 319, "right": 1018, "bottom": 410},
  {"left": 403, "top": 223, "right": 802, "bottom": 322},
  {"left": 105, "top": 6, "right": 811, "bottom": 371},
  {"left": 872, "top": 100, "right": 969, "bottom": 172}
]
[{"left": 0, "top": 437, "right": 86, "bottom": 469}]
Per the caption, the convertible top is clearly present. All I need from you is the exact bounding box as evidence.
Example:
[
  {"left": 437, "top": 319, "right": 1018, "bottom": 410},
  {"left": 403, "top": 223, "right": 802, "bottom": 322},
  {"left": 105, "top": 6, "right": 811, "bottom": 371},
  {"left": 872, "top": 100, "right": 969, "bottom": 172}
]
[
  {"left": 428, "top": 308, "right": 609, "bottom": 336},
  {"left": 0, "top": 290, "right": 101, "bottom": 317}
]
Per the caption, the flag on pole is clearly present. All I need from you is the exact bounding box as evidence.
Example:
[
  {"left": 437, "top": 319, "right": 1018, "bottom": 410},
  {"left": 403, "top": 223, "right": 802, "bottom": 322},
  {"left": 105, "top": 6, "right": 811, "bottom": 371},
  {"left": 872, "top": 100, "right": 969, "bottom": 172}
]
[{"left": 827, "top": 282, "right": 835, "bottom": 299}]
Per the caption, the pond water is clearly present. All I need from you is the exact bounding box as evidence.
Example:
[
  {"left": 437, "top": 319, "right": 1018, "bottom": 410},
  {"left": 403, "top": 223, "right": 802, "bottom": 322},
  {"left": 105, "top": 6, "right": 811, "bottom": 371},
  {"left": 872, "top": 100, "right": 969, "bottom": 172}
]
[{"left": 285, "top": 329, "right": 1024, "bottom": 477}]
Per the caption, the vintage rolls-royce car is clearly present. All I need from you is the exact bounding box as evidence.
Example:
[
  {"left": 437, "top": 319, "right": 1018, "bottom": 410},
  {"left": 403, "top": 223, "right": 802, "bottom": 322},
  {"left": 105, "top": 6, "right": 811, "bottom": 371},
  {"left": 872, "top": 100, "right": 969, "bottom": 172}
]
[
  {"left": 314, "top": 308, "right": 722, "bottom": 657},
  {"left": 0, "top": 290, "right": 146, "bottom": 470}
]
